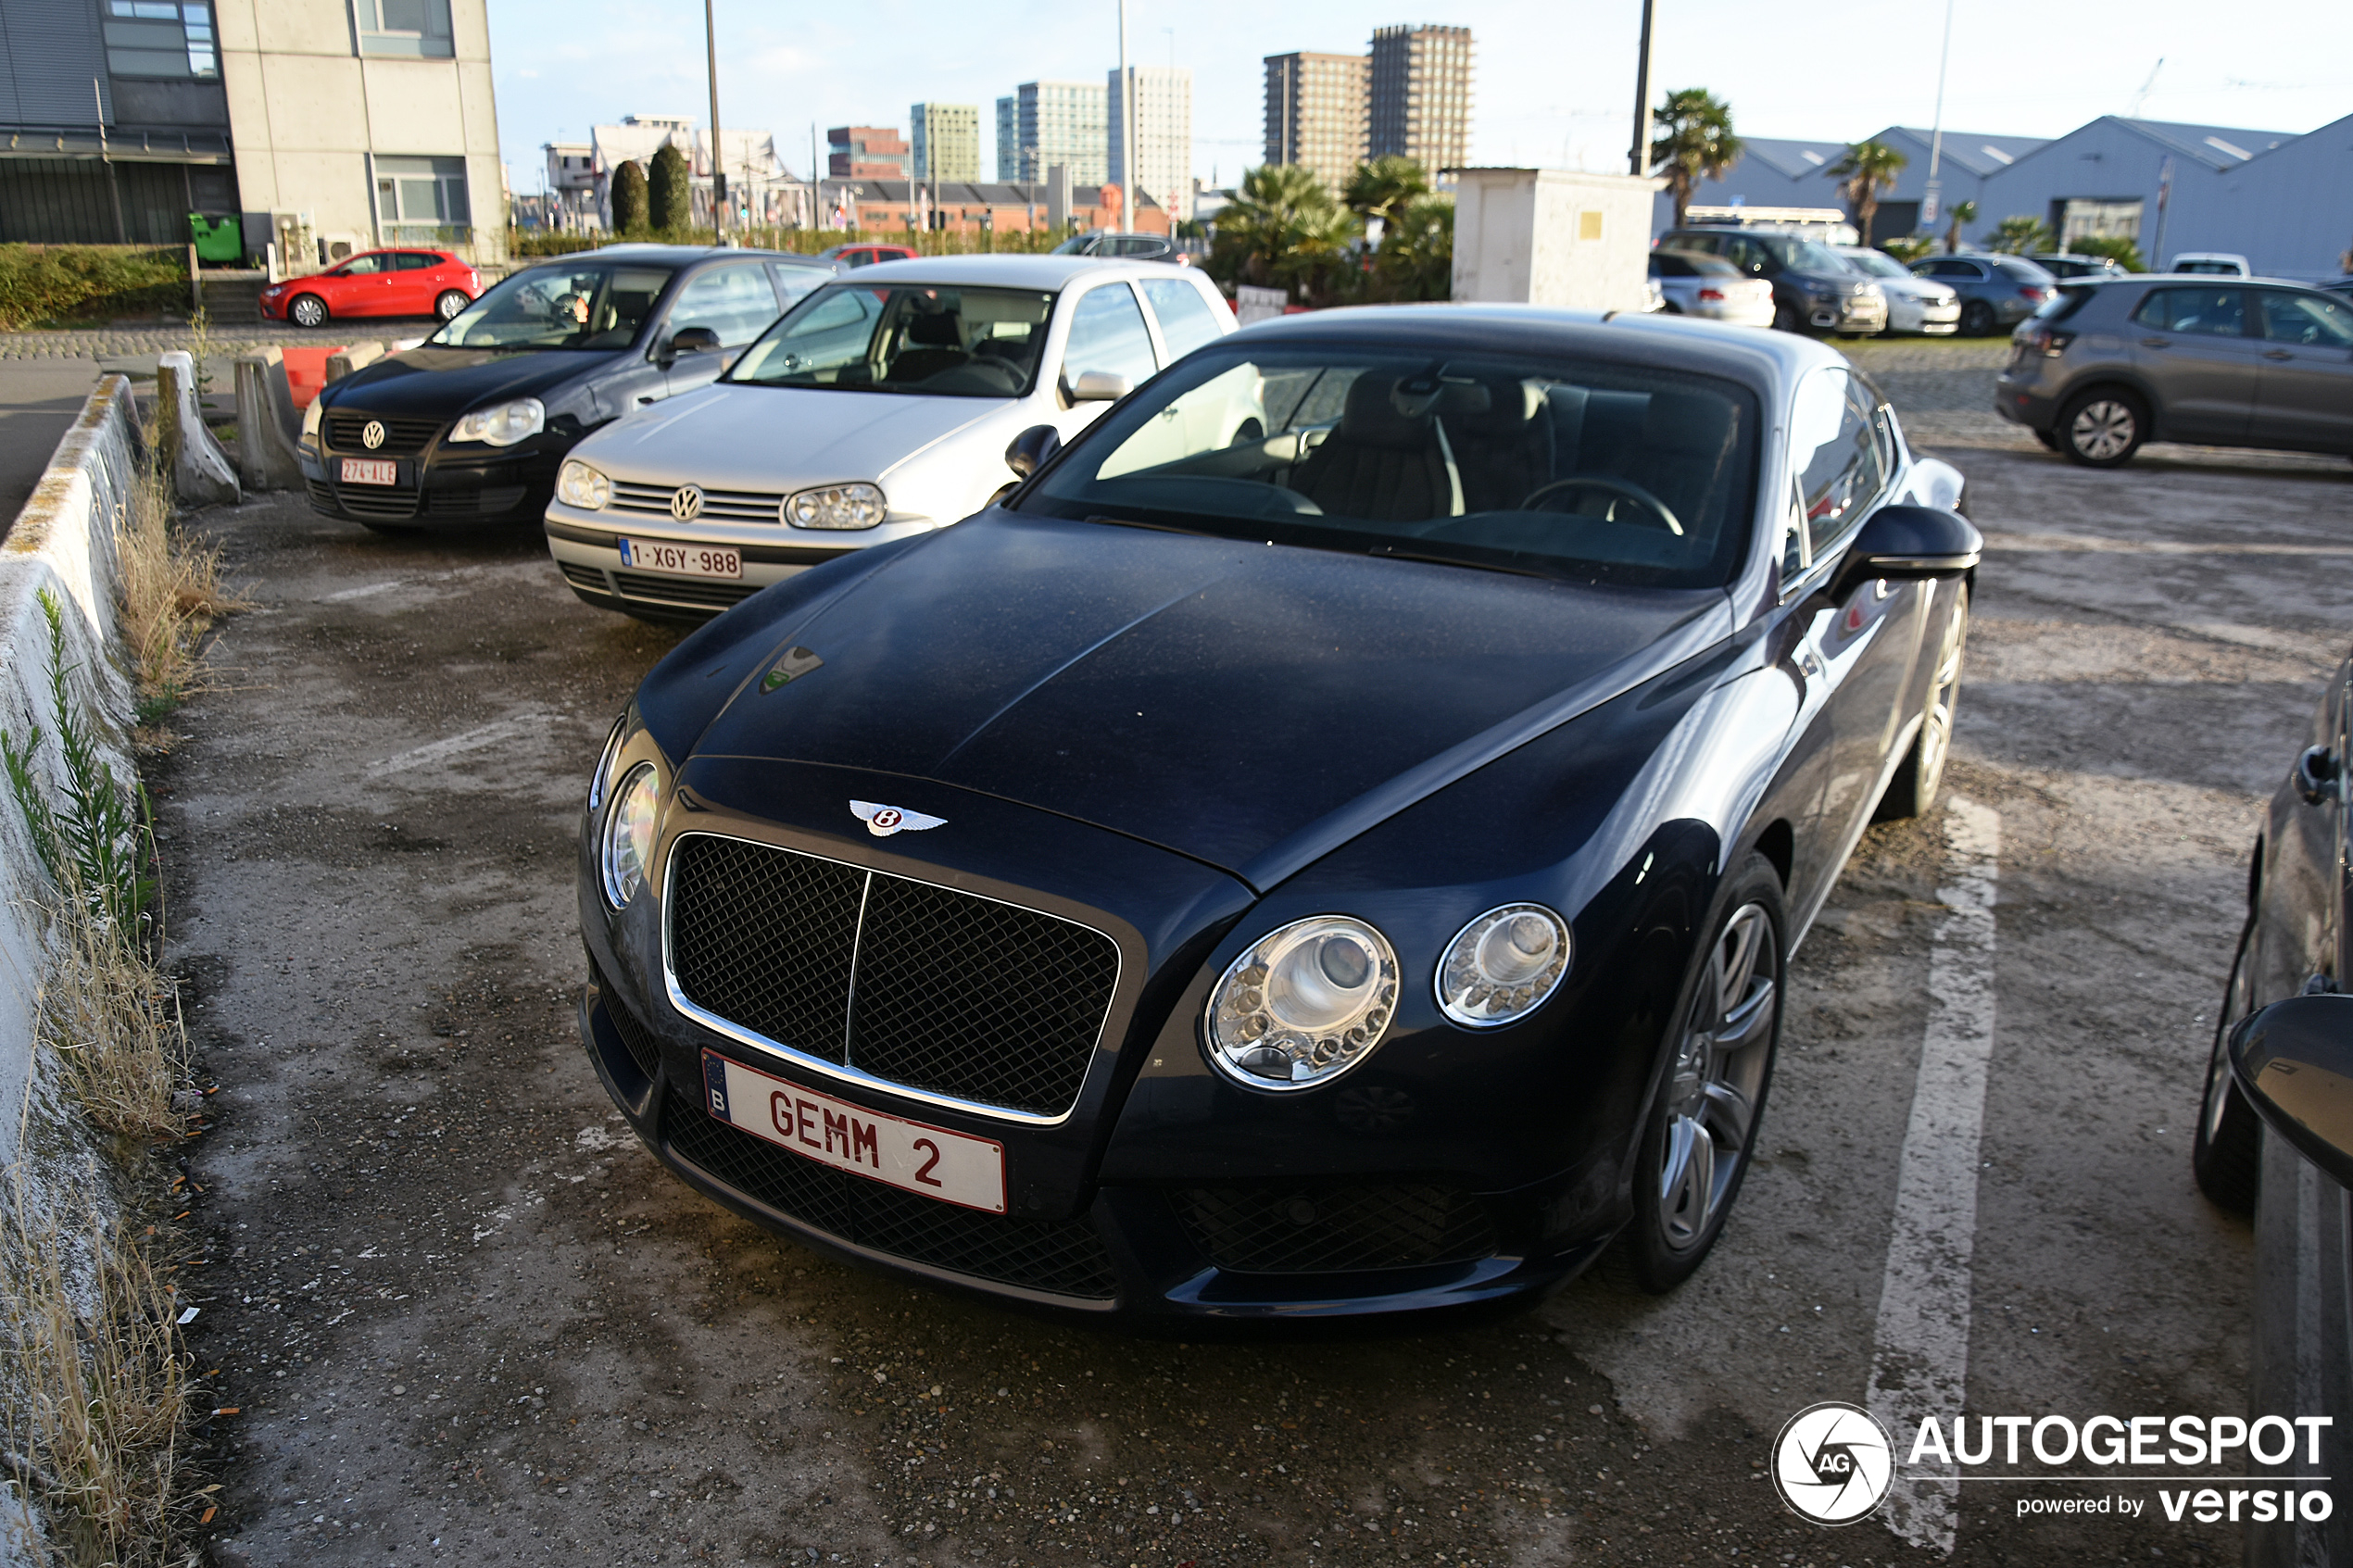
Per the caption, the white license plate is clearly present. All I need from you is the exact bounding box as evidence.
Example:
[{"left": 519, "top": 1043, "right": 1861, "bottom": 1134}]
[
  {"left": 340, "top": 458, "right": 397, "bottom": 486},
  {"left": 700, "top": 1050, "right": 1007, "bottom": 1213},
  {"left": 619, "top": 538, "right": 741, "bottom": 579}
]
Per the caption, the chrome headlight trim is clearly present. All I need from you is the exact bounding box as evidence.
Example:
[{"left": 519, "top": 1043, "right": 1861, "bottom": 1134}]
[
  {"left": 1435, "top": 903, "right": 1573, "bottom": 1029},
  {"left": 586, "top": 710, "right": 628, "bottom": 812},
  {"left": 600, "top": 761, "right": 661, "bottom": 909},
  {"left": 1202, "top": 915, "right": 1399, "bottom": 1092}
]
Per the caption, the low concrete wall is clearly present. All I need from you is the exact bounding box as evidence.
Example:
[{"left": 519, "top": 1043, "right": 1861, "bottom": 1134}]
[{"left": 0, "top": 376, "right": 141, "bottom": 1168}]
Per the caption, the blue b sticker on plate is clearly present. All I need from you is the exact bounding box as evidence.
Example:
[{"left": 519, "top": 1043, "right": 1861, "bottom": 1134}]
[{"left": 703, "top": 1051, "right": 730, "bottom": 1119}]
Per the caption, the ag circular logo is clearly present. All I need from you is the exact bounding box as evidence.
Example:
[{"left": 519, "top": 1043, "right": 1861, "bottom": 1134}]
[
  {"left": 360, "top": 419, "right": 387, "bottom": 450},
  {"left": 1769, "top": 1401, "right": 1894, "bottom": 1525},
  {"left": 670, "top": 484, "right": 703, "bottom": 521}
]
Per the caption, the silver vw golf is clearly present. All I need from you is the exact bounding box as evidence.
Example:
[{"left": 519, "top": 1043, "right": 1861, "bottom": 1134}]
[{"left": 542, "top": 254, "right": 1240, "bottom": 621}]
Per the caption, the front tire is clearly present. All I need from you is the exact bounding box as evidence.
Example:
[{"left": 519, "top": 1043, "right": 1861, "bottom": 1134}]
[
  {"left": 1628, "top": 854, "right": 1787, "bottom": 1293},
  {"left": 1959, "top": 299, "right": 1995, "bottom": 336},
  {"left": 2193, "top": 911, "right": 2263, "bottom": 1213},
  {"left": 2058, "top": 387, "right": 2147, "bottom": 467},
  {"left": 289, "top": 293, "right": 328, "bottom": 329},
  {"left": 434, "top": 290, "right": 472, "bottom": 321},
  {"left": 1877, "top": 584, "right": 1969, "bottom": 821}
]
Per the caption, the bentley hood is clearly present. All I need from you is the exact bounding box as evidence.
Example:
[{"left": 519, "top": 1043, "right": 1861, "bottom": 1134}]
[
  {"left": 676, "top": 513, "right": 1732, "bottom": 887},
  {"left": 575, "top": 382, "right": 1006, "bottom": 491}
]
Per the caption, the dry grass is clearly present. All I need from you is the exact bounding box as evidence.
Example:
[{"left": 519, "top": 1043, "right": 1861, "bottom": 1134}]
[
  {"left": 33, "top": 872, "right": 188, "bottom": 1146},
  {"left": 115, "top": 461, "right": 240, "bottom": 743},
  {"left": 0, "top": 1166, "right": 194, "bottom": 1567}
]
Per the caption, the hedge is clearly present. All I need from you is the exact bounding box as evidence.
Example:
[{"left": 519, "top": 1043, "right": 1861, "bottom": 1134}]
[{"left": 0, "top": 245, "right": 190, "bottom": 330}]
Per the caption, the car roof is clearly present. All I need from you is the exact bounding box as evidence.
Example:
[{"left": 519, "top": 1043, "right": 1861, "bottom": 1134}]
[
  {"left": 1225, "top": 302, "right": 1838, "bottom": 390},
  {"left": 572, "top": 243, "right": 832, "bottom": 268},
  {"left": 837, "top": 254, "right": 1189, "bottom": 288}
]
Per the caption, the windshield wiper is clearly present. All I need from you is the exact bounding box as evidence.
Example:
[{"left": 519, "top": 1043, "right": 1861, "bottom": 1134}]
[
  {"left": 1085, "top": 514, "right": 1219, "bottom": 537},
  {"left": 1368, "top": 543, "right": 1561, "bottom": 580}
]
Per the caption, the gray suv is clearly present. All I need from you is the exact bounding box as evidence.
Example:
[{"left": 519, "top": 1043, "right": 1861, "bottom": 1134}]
[{"left": 1994, "top": 276, "right": 2353, "bottom": 466}]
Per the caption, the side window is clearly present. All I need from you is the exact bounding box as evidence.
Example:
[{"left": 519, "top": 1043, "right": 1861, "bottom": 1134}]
[
  {"left": 666, "top": 263, "right": 782, "bottom": 346},
  {"left": 1787, "top": 368, "right": 1882, "bottom": 580},
  {"left": 1723, "top": 238, "right": 1769, "bottom": 275},
  {"left": 1670, "top": 232, "right": 1719, "bottom": 257},
  {"left": 1139, "top": 279, "right": 1224, "bottom": 361},
  {"left": 339, "top": 255, "right": 384, "bottom": 275},
  {"left": 2259, "top": 292, "right": 2353, "bottom": 348},
  {"left": 1062, "top": 282, "right": 1157, "bottom": 387},
  {"left": 394, "top": 252, "right": 437, "bottom": 270},
  {"left": 767, "top": 263, "right": 829, "bottom": 310},
  {"left": 2133, "top": 287, "right": 2246, "bottom": 337}
]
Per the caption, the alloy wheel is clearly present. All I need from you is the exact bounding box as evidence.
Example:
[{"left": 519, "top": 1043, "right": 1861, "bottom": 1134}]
[
  {"left": 291, "top": 295, "right": 325, "bottom": 328},
  {"left": 435, "top": 290, "right": 469, "bottom": 321},
  {"left": 2070, "top": 399, "right": 2137, "bottom": 461},
  {"left": 1655, "top": 902, "right": 1779, "bottom": 1252}
]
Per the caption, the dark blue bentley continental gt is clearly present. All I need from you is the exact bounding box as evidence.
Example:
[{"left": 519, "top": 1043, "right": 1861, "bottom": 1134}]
[{"left": 575, "top": 305, "right": 1982, "bottom": 1324}]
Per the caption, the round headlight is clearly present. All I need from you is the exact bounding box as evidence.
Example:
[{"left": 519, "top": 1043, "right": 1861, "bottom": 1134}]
[
  {"left": 1203, "top": 916, "right": 1398, "bottom": 1091},
  {"left": 586, "top": 711, "right": 627, "bottom": 811},
  {"left": 783, "top": 482, "right": 887, "bottom": 530},
  {"left": 600, "top": 762, "right": 660, "bottom": 907},
  {"left": 557, "top": 459, "right": 610, "bottom": 510},
  {"left": 1436, "top": 903, "right": 1572, "bottom": 1028}
]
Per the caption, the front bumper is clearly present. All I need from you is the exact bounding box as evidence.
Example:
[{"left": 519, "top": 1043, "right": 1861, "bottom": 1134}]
[
  {"left": 543, "top": 508, "right": 930, "bottom": 619},
  {"left": 1892, "top": 297, "right": 1961, "bottom": 335},
  {"left": 303, "top": 440, "right": 566, "bottom": 528},
  {"left": 1807, "top": 295, "right": 1887, "bottom": 333}
]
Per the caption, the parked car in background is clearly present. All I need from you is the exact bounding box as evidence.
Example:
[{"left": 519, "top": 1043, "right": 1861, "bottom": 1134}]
[
  {"left": 260, "top": 248, "right": 482, "bottom": 328},
  {"left": 1994, "top": 275, "right": 2353, "bottom": 466},
  {"left": 816, "top": 243, "right": 918, "bottom": 270},
  {"left": 542, "top": 255, "right": 1239, "bottom": 621},
  {"left": 1051, "top": 231, "right": 1189, "bottom": 264},
  {"left": 2027, "top": 253, "right": 2129, "bottom": 281},
  {"left": 302, "top": 245, "right": 834, "bottom": 531},
  {"left": 1655, "top": 227, "right": 1885, "bottom": 336},
  {"left": 2167, "top": 253, "right": 2252, "bottom": 276},
  {"left": 1910, "top": 254, "right": 2057, "bottom": 335},
  {"left": 1832, "top": 247, "right": 1960, "bottom": 335},
  {"left": 2190, "top": 653, "right": 2353, "bottom": 1563},
  {"left": 1647, "top": 249, "right": 1775, "bottom": 327},
  {"left": 574, "top": 303, "right": 1979, "bottom": 1323}
]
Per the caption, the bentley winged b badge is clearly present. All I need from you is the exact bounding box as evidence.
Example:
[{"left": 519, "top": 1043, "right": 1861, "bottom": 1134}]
[{"left": 850, "top": 800, "right": 946, "bottom": 838}]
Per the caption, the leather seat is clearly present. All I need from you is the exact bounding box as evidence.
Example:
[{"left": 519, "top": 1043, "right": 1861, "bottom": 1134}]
[
  {"left": 1292, "top": 372, "right": 1462, "bottom": 522},
  {"left": 1437, "top": 373, "right": 1554, "bottom": 513},
  {"left": 886, "top": 310, "right": 969, "bottom": 385}
]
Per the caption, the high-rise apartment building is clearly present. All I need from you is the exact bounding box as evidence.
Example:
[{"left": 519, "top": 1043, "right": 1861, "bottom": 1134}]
[
  {"left": 1263, "top": 52, "right": 1368, "bottom": 194},
  {"left": 827, "top": 127, "right": 909, "bottom": 179},
  {"left": 1367, "top": 24, "right": 1473, "bottom": 175},
  {"left": 909, "top": 102, "right": 979, "bottom": 184},
  {"left": 994, "top": 81, "right": 1107, "bottom": 186},
  {"left": 1108, "top": 65, "right": 1191, "bottom": 220}
]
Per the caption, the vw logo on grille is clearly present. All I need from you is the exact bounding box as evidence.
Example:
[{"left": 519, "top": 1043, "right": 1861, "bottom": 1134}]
[
  {"left": 360, "top": 420, "right": 387, "bottom": 450},
  {"left": 670, "top": 484, "right": 704, "bottom": 521}
]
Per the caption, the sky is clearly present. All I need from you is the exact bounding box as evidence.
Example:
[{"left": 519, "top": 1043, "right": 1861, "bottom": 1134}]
[{"left": 485, "top": 0, "right": 2353, "bottom": 194}]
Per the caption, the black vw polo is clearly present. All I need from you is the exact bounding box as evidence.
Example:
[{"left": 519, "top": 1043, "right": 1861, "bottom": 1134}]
[
  {"left": 577, "top": 306, "right": 1982, "bottom": 1324},
  {"left": 301, "top": 245, "right": 834, "bottom": 531}
]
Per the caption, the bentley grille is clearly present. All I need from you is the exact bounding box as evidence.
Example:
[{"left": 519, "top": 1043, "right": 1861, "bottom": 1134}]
[{"left": 667, "top": 834, "right": 1121, "bottom": 1119}]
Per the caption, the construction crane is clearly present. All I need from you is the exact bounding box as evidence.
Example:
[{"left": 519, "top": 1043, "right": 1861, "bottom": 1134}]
[{"left": 2129, "top": 59, "right": 2164, "bottom": 119}]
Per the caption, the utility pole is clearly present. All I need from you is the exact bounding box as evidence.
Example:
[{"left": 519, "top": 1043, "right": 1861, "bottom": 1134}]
[
  {"left": 1922, "top": 0, "right": 1956, "bottom": 229},
  {"left": 1627, "top": 0, "right": 1655, "bottom": 178},
  {"left": 704, "top": 0, "right": 726, "bottom": 237},
  {"left": 95, "top": 78, "right": 126, "bottom": 244},
  {"left": 1117, "top": 0, "right": 1135, "bottom": 224}
]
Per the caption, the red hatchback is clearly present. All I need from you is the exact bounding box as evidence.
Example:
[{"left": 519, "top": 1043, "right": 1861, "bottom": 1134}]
[
  {"left": 814, "top": 242, "right": 918, "bottom": 270},
  {"left": 259, "top": 249, "right": 482, "bottom": 329}
]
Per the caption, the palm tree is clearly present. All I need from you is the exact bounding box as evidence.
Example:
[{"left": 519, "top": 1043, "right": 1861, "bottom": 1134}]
[
  {"left": 1341, "top": 156, "right": 1431, "bottom": 232},
  {"left": 1647, "top": 89, "right": 1743, "bottom": 227},
  {"left": 1944, "top": 199, "right": 1977, "bottom": 255},
  {"left": 1986, "top": 215, "right": 2052, "bottom": 255},
  {"left": 1827, "top": 139, "right": 1907, "bottom": 246},
  {"left": 1208, "top": 164, "right": 1357, "bottom": 305}
]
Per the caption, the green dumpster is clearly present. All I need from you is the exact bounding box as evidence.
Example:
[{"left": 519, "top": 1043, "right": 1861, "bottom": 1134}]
[{"left": 188, "top": 213, "right": 243, "bottom": 265}]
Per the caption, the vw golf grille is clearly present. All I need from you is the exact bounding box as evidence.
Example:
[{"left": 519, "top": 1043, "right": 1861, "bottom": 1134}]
[{"left": 665, "top": 834, "right": 1121, "bottom": 1120}]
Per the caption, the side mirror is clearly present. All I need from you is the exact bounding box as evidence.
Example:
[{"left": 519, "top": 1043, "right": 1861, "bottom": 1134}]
[
  {"left": 667, "top": 326, "right": 723, "bottom": 362},
  {"left": 1068, "top": 370, "right": 1132, "bottom": 403},
  {"left": 1829, "top": 504, "right": 1982, "bottom": 603},
  {"left": 1004, "top": 423, "right": 1062, "bottom": 479},
  {"left": 2230, "top": 994, "right": 2353, "bottom": 1189}
]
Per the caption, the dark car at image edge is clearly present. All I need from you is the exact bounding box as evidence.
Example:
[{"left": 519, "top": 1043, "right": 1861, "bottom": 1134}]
[
  {"left": 301, "top": 245, "right": 836, "bottom": 530},
  {"left": 573, "top": 305, "right": 1982, "bottom": 1326}
]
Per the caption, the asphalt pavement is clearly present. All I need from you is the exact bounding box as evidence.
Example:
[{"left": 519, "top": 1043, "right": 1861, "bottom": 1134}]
[{"left": 69, "top": 357, "right": 2353, "bottom": 1568}]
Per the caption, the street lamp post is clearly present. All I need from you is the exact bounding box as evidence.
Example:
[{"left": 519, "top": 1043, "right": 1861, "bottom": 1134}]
[
  {"left": 704, "top": 0, "right": 726, "bottom": 238},
  {"left": 1627, "top": 0, "right": 1655, "bottom": 178}
]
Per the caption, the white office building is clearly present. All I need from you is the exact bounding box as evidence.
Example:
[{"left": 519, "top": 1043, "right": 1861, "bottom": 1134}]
[
  {"left": 1107, "top": 65, "right": 1190, "bottom": 221},
  {"left": 994, "top": 81, "right": 1107, "bottom": 187}
]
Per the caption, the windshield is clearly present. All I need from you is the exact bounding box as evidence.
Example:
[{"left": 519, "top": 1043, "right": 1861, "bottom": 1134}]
[
  {"left": 1021, "top": 348, "right": 1760, "bottom": 591},
  {"left": 725, "top": 283, "right": 1056, "bottom": 397},
  {"left": 1839, "top": 250, "right": 1909, "bottom": 279},
  {"left": 1768, "top": 237, "right": 1848, "bottom": 273},
  {"left": 429, "top": 261, "right": 673, "bottom": 350}
]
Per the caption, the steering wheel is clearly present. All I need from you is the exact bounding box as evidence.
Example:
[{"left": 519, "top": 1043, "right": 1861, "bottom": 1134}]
[{"left": 1518, "top": 475, "right": 1683, "bottom": 536}]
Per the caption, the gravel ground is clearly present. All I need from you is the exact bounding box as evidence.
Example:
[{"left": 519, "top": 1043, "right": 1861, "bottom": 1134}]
[
  {"left": 0, "top": 325, "right": 431, "bottom": 360},
  {"left": 123, "top": 376, "right": 2353, "bottom": 1568}
]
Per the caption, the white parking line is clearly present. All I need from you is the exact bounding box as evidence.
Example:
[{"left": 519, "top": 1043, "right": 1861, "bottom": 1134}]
[
  {"left": 1866, "top": 797, "right": 2001, "bottom": 1554},
  {"left": 367, "top": 711, "right": 551, "bottom": 777}
]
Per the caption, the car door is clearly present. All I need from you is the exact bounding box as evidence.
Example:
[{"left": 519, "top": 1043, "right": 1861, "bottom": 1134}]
[
  {"left": 389, "top": 252, "right": 439, "bottom": 314},
  {"left": 2129, "top": 285, "right": 2262, "bottom": 444},
  {"left": 1050, "top": 281, "right": 1160, "bottom": 441},
  {"left": 323, "top": 253, "right": 385, "bottom": 315},
  {"left": 658, "top": 261, "right": 784, "bottom": 395},
  {"left": 2253, "top": 289, "right": 2353, "bottom": 452}
]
